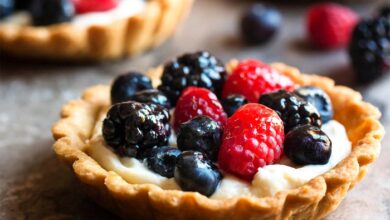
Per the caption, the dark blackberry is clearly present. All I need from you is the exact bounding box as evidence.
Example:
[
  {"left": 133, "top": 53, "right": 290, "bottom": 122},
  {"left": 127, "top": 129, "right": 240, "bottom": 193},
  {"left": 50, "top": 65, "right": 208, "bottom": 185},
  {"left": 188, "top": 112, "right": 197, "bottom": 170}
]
[
  {"left": 259, "top": 90, "right": 322, "bottom": 133},
  {"left": 30, "top": 0, "right": 74, "bottom": 26},
  {"left": 348, "top": 17, "right": 390, "bottom": 83},
  {"left": 15, "top": 0, "right": 31, "bottom": 10},
  {"left": 293, "top": 86, "right": 333, "bottom": 123},
  {"left": 379, "top": 4, "right": 390, "bottom": 18},
  {"left": 145, "top": 146, "right": 181, "bottom": 178},
  {"left": 0, "top": 0, "right": 14, "bottom": 18},
  {"left": 177, "top": 116, "right": 222, "bottom": 161},
  {"left": 102, "top": 101, "right": 171, "bottom": 158},
  {"left": 284, "top": 125, "right": 332, "bottom": 165},
  {"left": 221, "top": 94, "right": 248, "bottom": 117},
  {"left": 111, "top": 72, "right": 153, "bottom": 104},
  {"left": 158, "top": 51, "right": 227, "bottom": 106},
  {"left": 130, "top": 89, "right": 170, "bottom": 109}
]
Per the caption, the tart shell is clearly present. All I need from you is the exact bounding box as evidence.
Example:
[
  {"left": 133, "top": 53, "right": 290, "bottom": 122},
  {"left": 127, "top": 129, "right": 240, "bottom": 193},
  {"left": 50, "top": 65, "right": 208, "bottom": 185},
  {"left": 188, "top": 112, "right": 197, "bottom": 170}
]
[
  {"left": 52, "top": 62, "right": 384, "bottom": 219},
  {"left": 0, "top": 0, "right": 193, "bottom": 61}
]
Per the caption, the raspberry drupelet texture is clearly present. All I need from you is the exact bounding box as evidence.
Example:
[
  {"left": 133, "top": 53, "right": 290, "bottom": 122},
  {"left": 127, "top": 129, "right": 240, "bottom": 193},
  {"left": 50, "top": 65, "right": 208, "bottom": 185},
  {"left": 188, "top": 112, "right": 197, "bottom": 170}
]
[{"left": 218, "top": 103, "right": 285, "bottom": 181}]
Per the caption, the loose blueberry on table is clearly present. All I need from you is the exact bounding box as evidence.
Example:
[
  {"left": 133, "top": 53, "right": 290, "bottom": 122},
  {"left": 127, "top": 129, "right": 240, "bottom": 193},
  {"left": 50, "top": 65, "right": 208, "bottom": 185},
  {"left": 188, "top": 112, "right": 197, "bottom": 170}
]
[{"left": 100, "top": 51, "right": 339, "bottom": 197}]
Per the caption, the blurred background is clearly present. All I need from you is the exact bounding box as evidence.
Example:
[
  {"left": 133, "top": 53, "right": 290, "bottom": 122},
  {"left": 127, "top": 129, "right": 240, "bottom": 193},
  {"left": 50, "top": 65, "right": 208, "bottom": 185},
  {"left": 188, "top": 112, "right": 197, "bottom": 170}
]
[{"left": 0, "top": 0, "right": 389, "bottom": 219}]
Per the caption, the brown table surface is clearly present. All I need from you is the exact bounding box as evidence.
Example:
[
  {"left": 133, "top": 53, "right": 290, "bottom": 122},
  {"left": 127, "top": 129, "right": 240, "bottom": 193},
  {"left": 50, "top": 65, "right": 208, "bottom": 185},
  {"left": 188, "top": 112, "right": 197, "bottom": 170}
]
[{"left": 0, "top": 0, "right": 389, "bottom": 219}]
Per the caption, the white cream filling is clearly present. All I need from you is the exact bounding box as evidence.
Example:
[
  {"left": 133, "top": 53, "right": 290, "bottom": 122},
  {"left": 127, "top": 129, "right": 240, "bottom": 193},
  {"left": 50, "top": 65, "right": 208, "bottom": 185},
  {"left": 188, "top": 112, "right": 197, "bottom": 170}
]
[
  {"left": 0, "top": 0, "right": 145, "bottom": 27},
  {"left": 88, "top": 111, "right": 351, "bottom": 200}
]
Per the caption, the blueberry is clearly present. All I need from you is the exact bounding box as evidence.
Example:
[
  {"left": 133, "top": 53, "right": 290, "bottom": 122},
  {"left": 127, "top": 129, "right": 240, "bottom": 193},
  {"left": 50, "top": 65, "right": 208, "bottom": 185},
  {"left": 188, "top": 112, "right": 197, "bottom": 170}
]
[
  {"left": 222, "top": 94, "right": 248, "bottom": 117},
  {"left": 293, "top": 86, "right": 333, "bottom": 123},
  {"left": 30, "top": 0, "right": 74, "bottom": 26},
  {"left": 145, "top": 146, "right": 181, "bottom": 178},
  {"left": 111, "top": 72, "right": 153, "bottom": 104},
  {"left": 174, "top": 151, "right": 222, "bottom": 197},
  {"left": 131, "top": 89, "right": 171, "bottom": 109},
  {"left": 284, "top": 125, "right": 332, "bottom": 165},
  {"left": 177, "top": 116, "right": 222, "bottom": 161},
  {"left": 240, "top": 4, "right": 282, "bottom": 45},
  {"left": 379, "top": 3, "right": 390, "bottom": 17},
  {"left": 0, "top": 0, "right": 14, "bottom": 19}
]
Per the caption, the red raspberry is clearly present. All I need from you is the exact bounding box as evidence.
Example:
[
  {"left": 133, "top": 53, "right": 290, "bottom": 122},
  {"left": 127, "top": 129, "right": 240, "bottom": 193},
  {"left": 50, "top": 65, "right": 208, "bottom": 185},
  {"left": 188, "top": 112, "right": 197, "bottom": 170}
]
[
  {"left": 222, "top": 59, "right": 295, "bottom": 103},
  {"left": 174, "top": 87, "right": 227, "bottom": 131},
  {"left": 72, "top": 0, "right": 118, "bottom": 14},
  {"left": 306, "top": 3, "right": 358, "bottom": 49},
  {"left": 218, "top": 103, "right": 284, "bottom": 181}
]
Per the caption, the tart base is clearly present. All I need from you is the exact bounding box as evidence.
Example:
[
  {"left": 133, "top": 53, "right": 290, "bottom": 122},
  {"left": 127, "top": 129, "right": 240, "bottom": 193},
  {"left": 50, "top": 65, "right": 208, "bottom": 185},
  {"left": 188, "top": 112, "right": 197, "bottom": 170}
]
[
  {"left": 52, "top": 63, "right": 384, "bottom": 219},
  {"left": 0, "top": 0, "right": 193, "bottom": 61}
]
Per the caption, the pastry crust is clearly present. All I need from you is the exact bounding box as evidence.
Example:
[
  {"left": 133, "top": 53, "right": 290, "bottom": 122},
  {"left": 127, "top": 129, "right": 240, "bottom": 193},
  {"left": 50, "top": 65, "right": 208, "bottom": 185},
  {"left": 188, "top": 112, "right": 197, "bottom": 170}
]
[
  {"left": 0, "top": 0, "right": 193, "bottom": 61},
  {"left": 52, "top": 62, "right": 384, "bottom": 219}
]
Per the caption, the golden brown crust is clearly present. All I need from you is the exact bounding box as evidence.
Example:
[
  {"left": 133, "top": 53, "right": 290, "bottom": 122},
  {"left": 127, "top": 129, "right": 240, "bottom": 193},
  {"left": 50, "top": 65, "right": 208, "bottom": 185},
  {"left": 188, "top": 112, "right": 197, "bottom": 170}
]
[
  {"left": 0, "top": 0, "right": 193, "bottom": 61},
  {"left": 52, "top": 62, "right": 384, "bottom": 220}
]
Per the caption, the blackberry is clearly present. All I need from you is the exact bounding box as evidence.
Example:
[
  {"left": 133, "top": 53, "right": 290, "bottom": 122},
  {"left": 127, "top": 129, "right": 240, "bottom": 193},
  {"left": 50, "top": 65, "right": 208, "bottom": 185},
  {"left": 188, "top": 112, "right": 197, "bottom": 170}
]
[
  {"left": 145, "top": 146, "right": 181, "bottom": 178},
  {"left": 348, "top": 17, "right": 390, "bottom": 83},
  {"left": 379, "top": 4, "right": 390, "bottom": 18},
  {"left": 158, "top": 51, "right": 227, "bottom": 106},
  {"left": 131, "top": 89, "right": 170, "bottom": 109},
  {"left": 15, "top": 0, "right": 31, "bottom": 10},
  {"left": 221, "top": 94, "right": 248, "bottom": 117},
  {"left": 111, "top": 72, "right": 153, "bottom": 104},
  {"left": 102, "top": 101, "right": 171, "bottom": 158},
  {"left": 259, "top": 90, "right": 322, "bottom": 133},
  {"left": 30, "top": 0, "right": 74, "bottom": 26},
  {"left": 0, "top": 0, "right": 14, "bottom": 18},
  {"left": 293, "top": 86, "right": 333, "bottom": 123}
]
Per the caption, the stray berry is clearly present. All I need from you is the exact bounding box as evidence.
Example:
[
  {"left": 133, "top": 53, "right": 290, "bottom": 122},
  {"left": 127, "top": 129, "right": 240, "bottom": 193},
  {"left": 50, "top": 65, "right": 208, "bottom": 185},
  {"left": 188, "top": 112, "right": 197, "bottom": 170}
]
[
  {"left": 348, "top": 17, "right": 390, "bottom": 83},
  {"left": 174, "top": 87, "right": 227, "bottom": 131},
  {"left": 177, "top": 116, "right": 222, "bottom": 161},
  {"left": 72, "top": 0, "right": 118, "bottom": 14},
  {"left": 222, "top": 94, "right": 248, "bottom": 117},
  {"left": 306, "top": 3, "right": 358, "bottom": 49},
  {"left": 145, "top": 146, "right": 181, "bottom": 178},
  {"left": 174, "top": 151, "right": 222, "bottom": 196},
  {"left": 111, "top": 72, "right": 153, "bottom": 104},
  {"left": 158, "top": 51, "right": 227, "bottom": 106},
  {"left": 30, "top": 0, "right": 75, "bottom": 26},
  {"left": 130, "top": 89, "right": 170, "bottom": 109},
  {"left": 222, "top": 59, "right": 295, "bottom": 102},
  {"left": 218, "top": 103, "right": 284, "bottom": 181},
  {"left": 259, "top": 90, "right": 322, "bottom": 133},
  {"left": 0, "top": 0, "right": 14, "bottom": 18},
  {"left": 284, "top": 125, "right": 332, "bottom": 165},
  {"left": 293, "top": 86, "right": 333, "bottom": 123},
  {"left": 240, "top": 4, "right": 282, "bottom": 45},
  {"left": 102, "top": 101, "right": 171, "bottom": 158}
]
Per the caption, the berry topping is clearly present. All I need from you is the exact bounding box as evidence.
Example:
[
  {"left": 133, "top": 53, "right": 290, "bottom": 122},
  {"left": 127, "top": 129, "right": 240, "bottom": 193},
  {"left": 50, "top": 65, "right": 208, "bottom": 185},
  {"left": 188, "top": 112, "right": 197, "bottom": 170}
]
[
  {"left": 158, "top": 51, "right": 227, "bottom": 106},
  {"left": 259, "top": 90, "right": 322, "bottom": 133},
  {"left": 306, "top": 3, "right": 358, "bottom": 49},
  {"left": 222, "top": 94, "right": 248, "bottom": 117},
  {"left": 218, "top": 103, "right": 284, "bottom": 181},
  {"left": 102, "top": 101, "right": 171, "bottom": 158},
  {"left": 348, "top": 17, "right": 390, "bottom": 83},
  {"left": 111, "top": 72, "right": 153, "bottom": 104},
  {"left": 30, "top": 0, "right": 75, "bottom": 26},
  {"left": 174, "top": 87, "right": 227, "bottom": 131},
  {"left": 0, "top": 0, "right": 14, "bottom": 19},
  {"left": 130, "top": 89, "right": 171, "bottom": 109},
  {"left": 177, "top": 116, "right": 222, "bottom": 161},
  {"left": 293, "top": 86, "right": 333, "bottom": 123},
  {"left": 240, "top": 4, "right": 282, "bottom": 45},
  {"left": 145, "top": 146, "right": 181, "bottom": 178},
  {"left": 72, "top": 0, "right": 118, "bottom": 14},
  {"left": 174, "top": 151, "right": 222, "bottom": 196},
  {"left": 222, "top": 59, "right": 295, "bottom": 103},
  {"left": 284, "top": 125, "right": 332, "bottom": 165}
]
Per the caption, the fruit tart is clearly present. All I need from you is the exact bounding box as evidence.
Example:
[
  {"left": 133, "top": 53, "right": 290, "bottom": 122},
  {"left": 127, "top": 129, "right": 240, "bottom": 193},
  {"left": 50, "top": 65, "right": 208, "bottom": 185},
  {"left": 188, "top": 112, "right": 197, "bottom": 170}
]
[
  {"left": 0, "top": 0, "right": 193, "bottom": 61},
  {"left": 52, "top": 51, "right": 384, "bottom": 219}
]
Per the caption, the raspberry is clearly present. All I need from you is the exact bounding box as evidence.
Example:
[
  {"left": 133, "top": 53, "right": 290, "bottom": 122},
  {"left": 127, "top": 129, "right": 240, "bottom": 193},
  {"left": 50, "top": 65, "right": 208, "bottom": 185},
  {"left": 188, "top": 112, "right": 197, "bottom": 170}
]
[
  {"left": 222, "top": 59, "right": 295, "bottom": 103},
  {"left": 174, "top": 87, "right": 227, "bottom": 131},
  {"left": 218, "top": 103, "right": 284, "bottom": 181},
  {"left": 306, "top": 3, "right": 358, "bottom": 49},
  {"left": 72, "top": 0, "right": 118, "bottom": 14}
]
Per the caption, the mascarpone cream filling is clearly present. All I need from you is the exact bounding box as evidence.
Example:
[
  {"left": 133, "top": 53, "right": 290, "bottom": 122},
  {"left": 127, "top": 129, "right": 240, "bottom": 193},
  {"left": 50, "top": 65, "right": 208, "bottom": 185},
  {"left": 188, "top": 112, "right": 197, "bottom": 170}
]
[
  {"left": 87, "top": 109, "right": 351, "bottom": 200},
  {"left": 0, "top": 0, "right": 145, "bottom": 27}
]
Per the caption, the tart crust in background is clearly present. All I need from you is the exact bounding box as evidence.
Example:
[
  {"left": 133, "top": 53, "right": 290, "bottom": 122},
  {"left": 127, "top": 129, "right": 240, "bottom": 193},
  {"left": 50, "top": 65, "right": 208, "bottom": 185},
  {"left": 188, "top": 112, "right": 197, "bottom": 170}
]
[
  {"left": 52, "top": 62, "right": 384, "bottom": 219},
  {"left": 0, "top": 0, "right": 193, "bottom": 61}
]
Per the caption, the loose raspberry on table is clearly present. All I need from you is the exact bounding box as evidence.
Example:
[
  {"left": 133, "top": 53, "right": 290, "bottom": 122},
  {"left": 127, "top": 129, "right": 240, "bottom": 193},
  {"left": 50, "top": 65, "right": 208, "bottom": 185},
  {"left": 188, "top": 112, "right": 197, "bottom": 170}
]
[
  {"left": 72, "top": 0, "right": 118, "bottom": 14},
  {"left": 222, "top": 59, "right": 295, "bottom": 103},
  {"left": 218, "top": 103, "right": 284, "bottom": 181}
]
